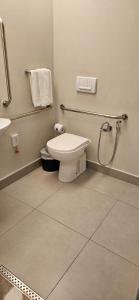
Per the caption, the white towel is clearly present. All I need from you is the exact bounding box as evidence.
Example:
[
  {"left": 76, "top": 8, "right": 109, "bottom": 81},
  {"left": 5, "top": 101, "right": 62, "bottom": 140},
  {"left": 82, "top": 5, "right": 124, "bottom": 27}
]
[{"left": 29, "top": 68, "right": 53, "bottom": 107}]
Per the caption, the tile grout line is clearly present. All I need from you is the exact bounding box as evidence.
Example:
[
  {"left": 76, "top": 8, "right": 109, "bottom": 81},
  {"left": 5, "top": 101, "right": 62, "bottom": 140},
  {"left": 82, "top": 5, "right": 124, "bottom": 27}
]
[
  {"left": 1, "top": 190, "right": 36, "bottom": 210},
  {"left": 91, "top": 239, "right": 139, "bottom": 268},
  {"left": 90, "top": 199, "right": 119, "bottom": 240},
  {"left": 45, "top": 238, "right": 90, "bottom": 300},
  {"left": 75, "top": 181, "right": 122, "bottom": 204},
  {"left": 117, "top": 199, "right": 139, "bottom": 210},
  {"left": 35, "top": 208, "right": 89, "bottom": 240},
  {"left": 36, "top": 186, "right": 127, "bottom": 242},
  {"left": 35, "top": 184, "right": 65, "bottom": 210},
  {"left": 44, "top": 196, "right": 139, "bottom": 299},
  {"left": 35, "top": 182, "right": 123, "bottom": 241},
  {"left": 1, "top": 182, "right": 120, "bottom": 213},
  {"left": 89, "top": 196, "right": 139, "bottom": 268},
  {"left": 93, "top": 189, "right": 139, "bottom": 211},
  {"left": 2, "top": 183, "right": 65, "bottom": 211},
  {"left": 75, "top": 176, "right": 139, "bottom": 210},
  {"left": 0, "top": 209, "right": 35, "bottom": 240},
  {"left": 1, "top": 170, "right": 139, "bottom": 299},
  {"left": 3, "top": 171, "right": 138, "bottom": 212},
  {"left": 43, "top": 198, "right": 119, "bottom": 299},
  {"left": 1, "top": 190, "right": 35, "bottom": 210}
]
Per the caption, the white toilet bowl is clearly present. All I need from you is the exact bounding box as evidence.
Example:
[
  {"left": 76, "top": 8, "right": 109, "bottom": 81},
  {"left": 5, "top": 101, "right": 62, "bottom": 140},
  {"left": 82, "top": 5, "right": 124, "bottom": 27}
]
[{"left": 47, "top": 133, "right": 91, "bottom": 182}]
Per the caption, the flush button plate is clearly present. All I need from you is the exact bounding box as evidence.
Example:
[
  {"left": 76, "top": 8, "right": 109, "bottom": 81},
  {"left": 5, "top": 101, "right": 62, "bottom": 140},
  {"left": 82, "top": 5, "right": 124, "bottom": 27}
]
[{"left": 76, "top": 76, "right": 97, "bottom": 94}]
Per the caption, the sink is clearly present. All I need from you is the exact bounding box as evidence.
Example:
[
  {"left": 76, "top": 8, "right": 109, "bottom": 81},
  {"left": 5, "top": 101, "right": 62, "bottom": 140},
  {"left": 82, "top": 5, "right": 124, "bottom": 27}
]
[{"left": 0, "top": 118, "right": 11, "bottom": 136}]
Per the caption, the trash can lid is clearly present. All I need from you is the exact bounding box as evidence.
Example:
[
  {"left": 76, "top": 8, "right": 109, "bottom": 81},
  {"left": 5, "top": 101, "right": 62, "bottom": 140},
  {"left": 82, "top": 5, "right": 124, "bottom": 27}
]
[{"left": 40, "top": 148, "right": 52, "bottom": 159}]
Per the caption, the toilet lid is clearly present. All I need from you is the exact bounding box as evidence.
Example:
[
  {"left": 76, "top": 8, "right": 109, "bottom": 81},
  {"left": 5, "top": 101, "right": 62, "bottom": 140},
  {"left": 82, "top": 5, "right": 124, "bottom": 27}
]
[{"left": 47, "top": 133, "right": 90, "bottom": 152}]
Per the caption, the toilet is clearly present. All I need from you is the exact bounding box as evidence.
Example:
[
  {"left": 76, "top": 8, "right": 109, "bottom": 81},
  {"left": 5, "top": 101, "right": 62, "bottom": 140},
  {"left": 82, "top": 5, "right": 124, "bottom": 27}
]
[{"left": 47, "top": 133, "right": 91, "bottom": 182}]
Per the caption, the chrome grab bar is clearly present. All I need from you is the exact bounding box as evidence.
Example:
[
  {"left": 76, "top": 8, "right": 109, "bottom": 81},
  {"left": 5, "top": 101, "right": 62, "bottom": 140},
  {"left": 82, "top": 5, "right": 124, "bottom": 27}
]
[
  {"left": 0, "top": 18, "right": 12, "bottom": 106},
  {"left": 60, "top": 104, "right": 128, "bottom": 121},
  {"left": 10, "top": 105, "right": 52, "bottom": 121}
]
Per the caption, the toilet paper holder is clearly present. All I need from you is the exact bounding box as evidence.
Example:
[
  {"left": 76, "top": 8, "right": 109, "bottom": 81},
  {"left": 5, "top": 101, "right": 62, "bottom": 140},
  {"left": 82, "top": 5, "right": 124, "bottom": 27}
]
[{"left": 54, "top": 123, "right": 65, "bottom": 134}]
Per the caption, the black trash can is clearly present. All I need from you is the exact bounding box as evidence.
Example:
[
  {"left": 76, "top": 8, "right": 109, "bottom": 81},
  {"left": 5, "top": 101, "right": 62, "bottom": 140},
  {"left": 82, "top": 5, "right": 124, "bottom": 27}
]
[{"left": 40, "top": 148, "right": 59, "bottom": 172}]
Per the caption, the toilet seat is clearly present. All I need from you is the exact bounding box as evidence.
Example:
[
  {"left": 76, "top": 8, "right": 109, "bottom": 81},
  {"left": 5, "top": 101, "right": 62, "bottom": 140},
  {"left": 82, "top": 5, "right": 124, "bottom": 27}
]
[{"left": 47, "top": 133, "right": 90, "bottom": 153}]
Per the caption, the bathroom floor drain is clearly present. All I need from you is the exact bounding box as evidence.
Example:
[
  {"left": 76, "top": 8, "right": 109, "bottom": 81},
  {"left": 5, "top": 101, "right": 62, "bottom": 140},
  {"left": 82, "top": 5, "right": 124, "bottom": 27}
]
[{"left": 0, "top": 265, "right": 44, "bottom": 300}]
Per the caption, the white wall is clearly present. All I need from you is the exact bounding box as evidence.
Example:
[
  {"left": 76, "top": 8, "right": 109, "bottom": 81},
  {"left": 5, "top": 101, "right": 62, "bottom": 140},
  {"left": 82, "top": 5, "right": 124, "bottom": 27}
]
[
  {"left": 53, "top": 0, "right": 139, "bottom": 177},
  {"left": 0, "top": 0, "right": 139, "bottom": 180},
  {"left": 0, "top": 0, "right": 55, "bottom": 179}
]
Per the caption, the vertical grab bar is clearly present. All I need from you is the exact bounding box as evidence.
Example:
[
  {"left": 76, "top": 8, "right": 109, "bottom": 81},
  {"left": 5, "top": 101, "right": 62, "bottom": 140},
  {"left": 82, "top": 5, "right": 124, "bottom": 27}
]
[{"left": 0, "top": 17, "right": 12, "bottom": 106}]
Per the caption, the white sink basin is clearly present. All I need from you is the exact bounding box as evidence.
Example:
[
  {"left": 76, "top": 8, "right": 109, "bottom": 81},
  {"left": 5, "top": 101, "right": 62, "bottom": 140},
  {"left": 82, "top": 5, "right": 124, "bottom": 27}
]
[{"left": 0, "top": 118, "right": 11, "bottom": 136}]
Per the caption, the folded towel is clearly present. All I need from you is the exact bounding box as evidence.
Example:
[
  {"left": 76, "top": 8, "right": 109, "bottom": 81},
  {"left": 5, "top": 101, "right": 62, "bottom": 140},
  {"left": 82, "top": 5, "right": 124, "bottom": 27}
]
[{"left": 29, "top": 68, "right": 53, "bottom": 108}]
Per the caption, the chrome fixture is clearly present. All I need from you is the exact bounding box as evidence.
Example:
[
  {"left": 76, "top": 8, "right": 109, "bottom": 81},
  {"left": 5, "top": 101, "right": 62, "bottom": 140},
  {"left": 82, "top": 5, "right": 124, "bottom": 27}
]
[
  {"left": 101, "top": 122, "right": 112, "bottom": 132},
  {"left": 97, "top": 120, "right": 122, "bottom": 166},
  {"left": 0, "top": 18, "right": 12, "bottom": 107},
  {"left": 60, "top": 104, "right": 128, "bottom": 121},
  {"left": 0, "top": 265, "right": 43, "bottom": 300},
  {"left": 60, "top": 104, "right": 128, "bottom": 166},
  {"left": 25, "top": 69, "right": 31, "bottom": 74},
  {"left": 11, "top": 105, "right": 52, "bottom": 121}
]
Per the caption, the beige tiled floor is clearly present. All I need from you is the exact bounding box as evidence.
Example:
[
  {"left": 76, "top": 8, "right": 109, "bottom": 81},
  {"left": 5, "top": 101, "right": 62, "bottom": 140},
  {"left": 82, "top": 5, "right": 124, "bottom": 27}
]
[
  {"left": 0, "top": 167, "right": 139, "bottom": 300},
  {"left": 3, "top": 168, "right": 63, "bottom": 208},
  {"left": 0, "top": 190, "right": 33, "bottom": 236},
  {"left": 76, "top": 170, "right": 139, "bottom": 205},
  {"left": 38, "top": 183, "right": 116, "bottom": 238},
  {"left": 48, "top": 242, "right": 139, "bottom": 300},
  {"left": 0, "top": 210, "right": 86, "bottom": 298},
  {"left": 93, "top": 201, "right": 139, "bottom": 265}
]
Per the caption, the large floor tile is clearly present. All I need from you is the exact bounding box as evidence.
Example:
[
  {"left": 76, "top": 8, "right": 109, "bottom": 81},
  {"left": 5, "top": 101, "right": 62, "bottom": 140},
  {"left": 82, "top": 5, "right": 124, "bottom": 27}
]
[
  {"left": 93, "top": 201, "right": 139, "bottom": 265},
  {"left": 39, "top": 184, "right": 116, "bottom": 238},
  {"left": 75, "top": 170, "right": 105, "bottom": 189},
  {"left": 0, "top": 190, "right": 32, "bottom": 236},
  {"left": 77, "top": 171, "right": 132, "bottom": 199},
  {"left": 3, "top": 168, "right": 63, "bottom": 208},
  {"left": 77, "top": 170, "right": 139, "bottom": 208},
  {"left": 119, "top": 183, "right": 139, "bottom": 209},
  {"left": 0, "top": 210, "right": 86, "bottom": 299},
  {"left": 48, "top": 241, "right": 139, "bottom": 300},
  {"left": 92, "top": 175, "right": 137, "bottom": 200}
]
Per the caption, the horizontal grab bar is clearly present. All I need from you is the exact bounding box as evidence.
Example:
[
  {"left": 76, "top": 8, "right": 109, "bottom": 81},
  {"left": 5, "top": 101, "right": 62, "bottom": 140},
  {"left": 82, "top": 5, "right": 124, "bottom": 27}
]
[
  {"left": 60, "top": 104, "right": 128, "bottom": 121},
  {"left": 10, "top": 105, "right": 52, "bottom": 121},
  {"left": 0, "top": 18, "right": 12, "bottom": 107}
]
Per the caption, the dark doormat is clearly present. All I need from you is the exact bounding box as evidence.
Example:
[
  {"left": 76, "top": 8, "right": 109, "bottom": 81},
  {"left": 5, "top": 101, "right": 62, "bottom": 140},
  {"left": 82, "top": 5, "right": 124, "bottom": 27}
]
[{"left": 0, "top": 265, "right": 44, "bottom": 300}]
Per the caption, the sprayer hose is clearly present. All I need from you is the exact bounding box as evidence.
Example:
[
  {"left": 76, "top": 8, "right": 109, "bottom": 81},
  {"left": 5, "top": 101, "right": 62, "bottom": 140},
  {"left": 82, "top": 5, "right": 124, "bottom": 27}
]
[{"left": 97, "top": 121, "right": 120, "bottom": 167}]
